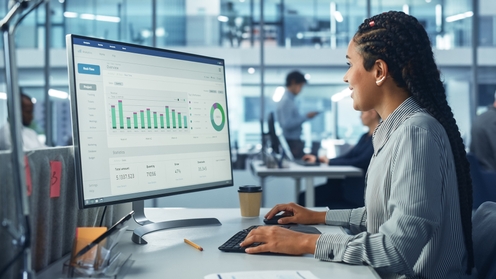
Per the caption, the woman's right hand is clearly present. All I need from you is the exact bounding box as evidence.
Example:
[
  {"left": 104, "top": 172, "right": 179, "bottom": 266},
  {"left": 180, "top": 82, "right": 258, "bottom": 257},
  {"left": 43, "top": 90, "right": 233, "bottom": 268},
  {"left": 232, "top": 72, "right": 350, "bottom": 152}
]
[
  {"left": 264, "top": 202, "right": 326, "bottom": 225},
  {"left": 302, "top": 154, "right": 317, "bottom": 163}
]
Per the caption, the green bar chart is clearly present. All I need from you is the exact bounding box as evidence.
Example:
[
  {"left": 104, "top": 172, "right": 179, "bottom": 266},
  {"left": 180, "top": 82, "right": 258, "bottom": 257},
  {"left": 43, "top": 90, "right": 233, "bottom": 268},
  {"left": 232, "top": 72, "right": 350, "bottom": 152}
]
[
  {"left": 111, "top": 105, "right": 117, "bottom": 129},
  {"left": 118, "top": 101, "right": 124, "bottom": 129},
  {"left": 109, "top": 100, "right": 189, "bottom": 132}
]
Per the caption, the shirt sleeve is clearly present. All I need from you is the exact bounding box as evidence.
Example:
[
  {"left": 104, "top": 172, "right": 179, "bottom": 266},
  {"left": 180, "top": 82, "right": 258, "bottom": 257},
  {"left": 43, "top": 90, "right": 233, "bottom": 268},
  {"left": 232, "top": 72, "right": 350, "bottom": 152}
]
[
  {"left": 327, "top": 134, "right": 373, "bottom": 170},
  {"left": 277, "top": 96, "right": 307, "bottom": 131},
  {"left": 315, "top": 125, "right": 444, "bottom": 277}
]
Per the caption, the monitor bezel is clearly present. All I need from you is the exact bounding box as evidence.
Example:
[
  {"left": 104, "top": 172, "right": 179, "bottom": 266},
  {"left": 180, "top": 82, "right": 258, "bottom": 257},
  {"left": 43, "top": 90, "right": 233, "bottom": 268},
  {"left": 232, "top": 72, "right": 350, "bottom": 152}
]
[{"left": 66, "top": 34, "right": 234, "bottom": 209}]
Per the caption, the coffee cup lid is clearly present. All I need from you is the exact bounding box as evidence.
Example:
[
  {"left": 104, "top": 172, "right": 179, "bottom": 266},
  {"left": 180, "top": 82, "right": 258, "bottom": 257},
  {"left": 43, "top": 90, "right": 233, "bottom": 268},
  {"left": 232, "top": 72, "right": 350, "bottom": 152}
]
[{"left": 238, "top": 185, "right": 262, "bottom": 192}]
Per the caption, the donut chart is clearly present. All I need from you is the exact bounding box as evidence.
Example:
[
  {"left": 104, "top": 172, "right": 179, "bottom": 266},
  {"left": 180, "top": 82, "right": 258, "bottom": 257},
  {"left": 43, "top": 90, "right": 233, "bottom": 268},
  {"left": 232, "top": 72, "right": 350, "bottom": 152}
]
[{"left": 210, "top": 103, "right": 226, "bottom": 131}]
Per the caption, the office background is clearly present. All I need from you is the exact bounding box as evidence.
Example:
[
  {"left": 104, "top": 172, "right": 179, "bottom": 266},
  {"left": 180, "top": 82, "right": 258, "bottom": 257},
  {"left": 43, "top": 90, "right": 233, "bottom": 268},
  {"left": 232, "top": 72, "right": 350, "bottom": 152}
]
[{"left": 0, "top": 0, "right": 495, "bottom": 207}]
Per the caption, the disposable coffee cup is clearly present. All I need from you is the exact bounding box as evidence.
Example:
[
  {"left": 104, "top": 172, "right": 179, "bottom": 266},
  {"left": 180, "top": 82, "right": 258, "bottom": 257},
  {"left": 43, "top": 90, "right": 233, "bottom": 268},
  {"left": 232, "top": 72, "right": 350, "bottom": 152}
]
[{"left": 238, "top": 185, "right": 262, "bottom": 217}]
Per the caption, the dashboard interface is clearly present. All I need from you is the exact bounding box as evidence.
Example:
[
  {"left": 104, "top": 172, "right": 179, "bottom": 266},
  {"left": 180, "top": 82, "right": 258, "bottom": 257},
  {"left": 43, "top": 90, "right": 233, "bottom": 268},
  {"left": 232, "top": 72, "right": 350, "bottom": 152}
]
[{"left": 67, "top": 36, "right": 232, "bottom": 207}]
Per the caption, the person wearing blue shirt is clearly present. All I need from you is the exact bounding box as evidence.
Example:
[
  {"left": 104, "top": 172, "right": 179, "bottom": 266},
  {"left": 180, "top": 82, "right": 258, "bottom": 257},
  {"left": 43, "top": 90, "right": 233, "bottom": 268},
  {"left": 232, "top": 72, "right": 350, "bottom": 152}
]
[
  {"left": 276, "top": 71, "right": 319, "bottom": 159},
  {"left": 299, "top": 109, "right": 379, "bottom": 208}
]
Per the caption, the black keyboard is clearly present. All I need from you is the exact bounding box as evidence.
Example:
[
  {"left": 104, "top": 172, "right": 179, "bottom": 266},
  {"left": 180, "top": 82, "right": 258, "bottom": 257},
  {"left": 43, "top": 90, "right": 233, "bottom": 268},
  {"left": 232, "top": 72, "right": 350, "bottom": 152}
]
[
  {"left": 293, "top": 159, "right": 320, "bottom": 167},
  {"left": 218, "top": 225, "right": 320, "bottom": 253}
]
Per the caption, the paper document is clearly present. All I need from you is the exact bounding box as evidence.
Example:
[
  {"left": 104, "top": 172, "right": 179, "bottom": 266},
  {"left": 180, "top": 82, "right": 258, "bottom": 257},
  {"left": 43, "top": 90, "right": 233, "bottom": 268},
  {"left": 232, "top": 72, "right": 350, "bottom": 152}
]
[{"left": 204, "top": 270, "right": 320, "bottom": 279}]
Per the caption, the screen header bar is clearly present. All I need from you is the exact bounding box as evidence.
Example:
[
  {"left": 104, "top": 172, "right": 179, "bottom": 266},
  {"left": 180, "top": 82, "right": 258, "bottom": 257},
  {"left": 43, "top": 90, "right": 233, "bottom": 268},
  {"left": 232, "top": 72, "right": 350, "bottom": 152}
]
[{"left": 72, "top": 37, "right": 224, "bottom": 66}]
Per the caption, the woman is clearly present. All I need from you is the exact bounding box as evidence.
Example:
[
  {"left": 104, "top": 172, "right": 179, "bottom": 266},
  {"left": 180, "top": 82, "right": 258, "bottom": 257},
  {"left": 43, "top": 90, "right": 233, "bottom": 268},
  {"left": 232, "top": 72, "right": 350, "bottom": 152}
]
[{"left": 241, "top": 11, "right": 474, "bottom": 279}]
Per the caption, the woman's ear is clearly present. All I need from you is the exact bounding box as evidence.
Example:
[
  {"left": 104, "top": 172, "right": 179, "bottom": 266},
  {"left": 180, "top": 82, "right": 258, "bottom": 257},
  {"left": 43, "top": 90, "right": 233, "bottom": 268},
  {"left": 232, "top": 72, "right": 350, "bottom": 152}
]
[{"left": 375, "top": 59, "right": 388, "bottom": 86}]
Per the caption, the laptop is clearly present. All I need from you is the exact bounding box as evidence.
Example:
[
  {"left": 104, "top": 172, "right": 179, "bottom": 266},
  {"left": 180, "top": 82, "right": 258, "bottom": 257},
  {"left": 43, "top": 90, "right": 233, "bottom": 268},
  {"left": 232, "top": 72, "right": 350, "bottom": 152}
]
[{"left": 277, "top": 135, "right": 320, "bottom": 167}]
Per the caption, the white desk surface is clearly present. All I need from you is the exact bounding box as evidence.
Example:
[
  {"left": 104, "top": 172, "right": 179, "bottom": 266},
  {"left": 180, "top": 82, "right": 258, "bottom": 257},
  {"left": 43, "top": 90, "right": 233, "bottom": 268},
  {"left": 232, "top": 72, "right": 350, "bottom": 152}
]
[
  {"left": 38, "top": 208, "right": 379, "bottom": 279},
  {"left": 251, "top": 160, "right": 363, "bottom": 207},
  {"left": 251, "top": 160, "right": 363, "bottom": 178}
]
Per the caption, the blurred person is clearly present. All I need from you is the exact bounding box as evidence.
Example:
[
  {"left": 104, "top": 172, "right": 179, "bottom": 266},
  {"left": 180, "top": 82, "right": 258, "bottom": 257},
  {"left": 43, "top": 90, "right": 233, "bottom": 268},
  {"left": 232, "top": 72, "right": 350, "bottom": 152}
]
[
  {"left": 0, "top": 92, "right": 46, "bottom": 150},
  {"left": 242, "top": 11, "right": 474, "bottom": 279},
  {"left": 276, "top": 71, "right": 319, "bottom": 159},
  {"left": 469, "top": 90, "right": 496, "bottom": 171},
  {"left": 298, "top": 109, "right": 379, "bottom": 208}
]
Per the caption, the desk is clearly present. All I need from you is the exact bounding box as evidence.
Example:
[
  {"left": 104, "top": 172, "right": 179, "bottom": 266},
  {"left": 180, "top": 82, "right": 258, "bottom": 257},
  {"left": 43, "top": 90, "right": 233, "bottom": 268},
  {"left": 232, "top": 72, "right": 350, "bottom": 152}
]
[
  {"left": 38, "top": 208, "right": 379, "bottom": 279},
  {"left": 251, "top": 160, "right": 363, "bottom": 207}
]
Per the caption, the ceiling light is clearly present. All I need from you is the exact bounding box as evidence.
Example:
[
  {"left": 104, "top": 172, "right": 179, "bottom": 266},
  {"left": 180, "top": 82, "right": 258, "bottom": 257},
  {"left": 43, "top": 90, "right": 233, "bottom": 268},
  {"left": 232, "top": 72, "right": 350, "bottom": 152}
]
[
  {"left": 48, "top": 89, "right": 69, "bottom": 99},
  {"left": 331, "top": 88, "right": 351, "bottom": 102},
  {"left": 272, "top": 87, "right": 285, "bottom": 102},
  {"left": 217, "top": 16, "right": 229, "bottom": 22},
  {"left": 446, "top": 11, "right": 473, "bottom": 22}
]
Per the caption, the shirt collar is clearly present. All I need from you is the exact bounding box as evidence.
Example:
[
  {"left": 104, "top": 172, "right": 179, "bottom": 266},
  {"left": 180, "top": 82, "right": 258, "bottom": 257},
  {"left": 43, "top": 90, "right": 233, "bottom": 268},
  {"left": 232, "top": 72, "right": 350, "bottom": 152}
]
[{"left": 372, "top": 97, "right": 425, "bottom": 155}]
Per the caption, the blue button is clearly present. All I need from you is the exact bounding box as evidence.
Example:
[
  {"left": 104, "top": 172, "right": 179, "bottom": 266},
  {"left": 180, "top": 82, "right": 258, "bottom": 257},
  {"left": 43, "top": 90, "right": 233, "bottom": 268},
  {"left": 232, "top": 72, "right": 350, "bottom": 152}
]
[{"left": 78, "top": 63, "right": 101, "bottom": 75}]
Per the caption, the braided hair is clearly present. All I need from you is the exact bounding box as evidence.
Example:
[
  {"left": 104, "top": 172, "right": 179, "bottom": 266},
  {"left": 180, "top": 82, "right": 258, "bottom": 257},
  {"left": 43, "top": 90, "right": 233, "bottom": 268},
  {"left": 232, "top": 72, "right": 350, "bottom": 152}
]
[{"left": 353, "top": 11, "right": 473, "bottom": 274}]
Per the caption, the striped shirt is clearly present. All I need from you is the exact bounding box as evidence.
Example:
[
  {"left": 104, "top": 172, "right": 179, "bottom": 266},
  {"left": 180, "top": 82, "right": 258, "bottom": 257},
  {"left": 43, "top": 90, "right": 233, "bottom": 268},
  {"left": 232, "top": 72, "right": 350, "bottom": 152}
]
[{"left": 314, "top": 98, "right": 474, "bottom": 279}]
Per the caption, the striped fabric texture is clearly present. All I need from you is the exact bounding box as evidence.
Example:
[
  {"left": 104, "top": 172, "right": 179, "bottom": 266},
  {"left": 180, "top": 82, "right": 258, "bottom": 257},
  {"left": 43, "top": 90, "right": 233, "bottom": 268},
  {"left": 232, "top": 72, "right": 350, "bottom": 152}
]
[{"left": 314, "top": 98, "right": 474, "bottom": 279}]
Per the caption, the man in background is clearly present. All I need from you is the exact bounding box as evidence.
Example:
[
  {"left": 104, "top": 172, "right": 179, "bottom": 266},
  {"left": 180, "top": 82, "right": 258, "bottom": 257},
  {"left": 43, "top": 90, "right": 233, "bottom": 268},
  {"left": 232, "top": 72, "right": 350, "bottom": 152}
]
[
  {"left": 276, "top": 71, "right": 319, "bottom": 159},
  {"left": 470, "top": 90, "right": 496, "bottom": 171},
  {"left": 0, "top": 91, "right": 46, "bottom": 150},
  {"left": 299, "top": 109, "right": 380, "bottom": 208}
]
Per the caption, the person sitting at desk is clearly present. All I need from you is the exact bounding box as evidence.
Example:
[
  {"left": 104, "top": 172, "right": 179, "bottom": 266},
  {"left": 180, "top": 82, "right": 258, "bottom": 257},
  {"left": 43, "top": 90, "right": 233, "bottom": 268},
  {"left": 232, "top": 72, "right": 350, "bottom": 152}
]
[
  {"left": 299, "top": 109, "right": 380, "bottom": 208},
  {"left": 241, "top": 11, "right": 474, "bottom": 279},
  {"left": 0, "top": 91, "right": 46, "bottom": 150}
]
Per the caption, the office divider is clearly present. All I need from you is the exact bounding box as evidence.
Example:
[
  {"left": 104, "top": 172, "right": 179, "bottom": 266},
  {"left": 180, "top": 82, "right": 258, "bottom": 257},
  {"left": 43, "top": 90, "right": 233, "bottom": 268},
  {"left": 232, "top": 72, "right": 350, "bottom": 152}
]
[{"left": 0, "top": 147, "right": 115, "bottom": 278}]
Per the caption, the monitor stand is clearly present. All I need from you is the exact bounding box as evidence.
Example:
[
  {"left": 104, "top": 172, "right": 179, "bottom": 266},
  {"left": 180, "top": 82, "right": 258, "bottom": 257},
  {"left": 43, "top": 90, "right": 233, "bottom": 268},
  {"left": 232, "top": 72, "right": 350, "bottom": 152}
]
[{"left": 131, "top": 200, "right": 221, "bottom": 244}]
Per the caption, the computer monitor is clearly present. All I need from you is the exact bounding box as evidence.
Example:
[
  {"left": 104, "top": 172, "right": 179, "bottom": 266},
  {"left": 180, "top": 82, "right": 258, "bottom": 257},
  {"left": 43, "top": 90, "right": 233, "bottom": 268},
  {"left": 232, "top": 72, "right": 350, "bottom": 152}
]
[
  {"left": 267, "top": 112, "right": 281, "bottom": 154},
  {"left": 66, "top": 34, "right": 233, "bottom": 244}
]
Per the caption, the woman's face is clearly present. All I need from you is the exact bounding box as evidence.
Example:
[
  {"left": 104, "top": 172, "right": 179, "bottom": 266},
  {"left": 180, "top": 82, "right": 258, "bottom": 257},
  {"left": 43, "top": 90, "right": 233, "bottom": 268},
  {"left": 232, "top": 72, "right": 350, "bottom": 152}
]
[{"left": 343, "top": 40, "right": 378, "bottom": 111}]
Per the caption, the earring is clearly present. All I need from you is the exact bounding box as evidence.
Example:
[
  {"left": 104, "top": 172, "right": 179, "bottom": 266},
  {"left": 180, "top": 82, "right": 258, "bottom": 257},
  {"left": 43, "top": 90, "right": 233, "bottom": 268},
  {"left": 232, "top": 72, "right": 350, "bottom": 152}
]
[{"left": 376, "top": 76, "right": 385, "bottom": 85}]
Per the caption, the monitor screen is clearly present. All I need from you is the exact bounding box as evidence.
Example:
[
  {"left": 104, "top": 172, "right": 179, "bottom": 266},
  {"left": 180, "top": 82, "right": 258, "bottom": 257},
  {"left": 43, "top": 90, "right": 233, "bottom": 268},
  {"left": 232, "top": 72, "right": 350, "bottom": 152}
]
[
  {"left": 66, "top": 35, "right": 233, "bottom": 209},
  {"left": 267, "top": 112, "right": 280, "bottom": 154}
]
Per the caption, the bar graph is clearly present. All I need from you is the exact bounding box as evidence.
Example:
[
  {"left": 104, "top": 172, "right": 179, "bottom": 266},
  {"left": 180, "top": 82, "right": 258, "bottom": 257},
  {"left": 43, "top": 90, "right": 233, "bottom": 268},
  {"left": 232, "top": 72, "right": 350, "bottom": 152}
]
[{"left": 108, "top": 99, "right": 189, "bottom": 133}]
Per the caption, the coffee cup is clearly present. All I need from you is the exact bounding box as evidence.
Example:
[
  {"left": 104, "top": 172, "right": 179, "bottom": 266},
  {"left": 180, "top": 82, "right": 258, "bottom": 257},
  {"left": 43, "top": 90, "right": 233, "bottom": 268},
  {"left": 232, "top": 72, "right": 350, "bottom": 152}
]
[{"left": 238, "top": 185, "right": 262, "bottom": 217}]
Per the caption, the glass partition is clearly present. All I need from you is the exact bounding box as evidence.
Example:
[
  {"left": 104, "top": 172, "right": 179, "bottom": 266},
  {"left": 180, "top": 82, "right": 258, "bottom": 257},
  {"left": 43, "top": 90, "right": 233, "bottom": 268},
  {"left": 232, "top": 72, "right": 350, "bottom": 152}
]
[{"left": 0, "top": 0, "right": 493, "bottom": 155}]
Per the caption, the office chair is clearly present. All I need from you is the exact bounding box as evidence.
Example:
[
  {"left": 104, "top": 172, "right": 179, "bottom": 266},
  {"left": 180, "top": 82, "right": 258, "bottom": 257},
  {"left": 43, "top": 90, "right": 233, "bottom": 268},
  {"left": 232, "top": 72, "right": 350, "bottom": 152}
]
[
  {"left": 472, "top": 201, "right": 496, "bottom": 279},
  {"left": 466, "top": 153, "right": 496, "bottom": 210}
]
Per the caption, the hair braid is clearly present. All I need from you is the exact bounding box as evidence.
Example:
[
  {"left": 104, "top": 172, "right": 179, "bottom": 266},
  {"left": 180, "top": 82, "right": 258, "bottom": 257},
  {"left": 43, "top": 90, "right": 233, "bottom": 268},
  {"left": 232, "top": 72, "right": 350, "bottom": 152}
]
[{"left": 354, "top": 11, "right": 474, "bottom": 274}]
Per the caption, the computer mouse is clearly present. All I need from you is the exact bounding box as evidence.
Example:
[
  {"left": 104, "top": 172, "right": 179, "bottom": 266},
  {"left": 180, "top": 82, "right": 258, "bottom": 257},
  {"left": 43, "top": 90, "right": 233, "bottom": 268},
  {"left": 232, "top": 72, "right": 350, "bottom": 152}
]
[{"left": 263, "top": 215, "right": 294, "bottom": 225}]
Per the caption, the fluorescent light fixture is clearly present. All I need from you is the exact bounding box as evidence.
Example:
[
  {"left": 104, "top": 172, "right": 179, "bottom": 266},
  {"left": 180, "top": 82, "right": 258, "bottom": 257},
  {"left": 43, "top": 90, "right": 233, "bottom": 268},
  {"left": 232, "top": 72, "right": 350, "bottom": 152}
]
[
  {"left": 435, "top": 5, "right": 442, "bottom": 28},
  {"left": 304, "top": 74, "right": 311, "bottom": 80},
  {"left": 334, "top": 11, "right": 343, "bottom": 22},
  {"left": 141, "top": 30, "right": 151, "bottom": 38},
  {"left": 48, "top": 89, "right": 69, "bottom": 99},
  {"left": 63, "top": 11, "right": 78, "bottom": 18},
  {"left": 296, "top": 32, "right": 303, "bottom": 39},
  {"left": 331, "top": 88, "right": 352, "bottom": 102},
  {"left": 0, "top": 92, "right": 6, "bottom": 100},
  {"left": 217, "top": 15, "right": 229, "bottom": 22},
  {"left": 76, "top": 13, "right": 120, "bottom": 23},
  {"left": 95, "top": 15, "right": 121, "bottom": 23},
  {"left": 80, "top": 13, "right": 95, "bottom": 20},
  {"left": 272, "top": 86, "right": 285, "bottom": 102},
  {"left": 156, "top": 27, "right": 166, "bottom": 37},
  {"left": 403, "top": 4, "right": 409, "bottom": 15},
  {"left": 247, "top": 67, "right": 255, "bottom": 74},
  {"left": 426, "top": 0, "right": 431, "bottom": 2},
  {"left": 446, "top": 11, "right": 473, "bottom": 22}
]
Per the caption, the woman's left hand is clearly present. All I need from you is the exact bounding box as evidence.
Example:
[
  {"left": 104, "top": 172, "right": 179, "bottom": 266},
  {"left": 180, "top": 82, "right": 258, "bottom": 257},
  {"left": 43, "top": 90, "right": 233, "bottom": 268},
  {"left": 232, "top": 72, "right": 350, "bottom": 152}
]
[{"left": 240, "top": 226, "right": 319, "bottom": 255}]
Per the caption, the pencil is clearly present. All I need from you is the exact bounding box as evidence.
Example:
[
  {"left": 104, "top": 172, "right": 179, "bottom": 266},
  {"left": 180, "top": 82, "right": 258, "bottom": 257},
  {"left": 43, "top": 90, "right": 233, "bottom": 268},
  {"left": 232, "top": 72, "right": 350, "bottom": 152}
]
[{"left": 184, "top": 238, "right": 203, "bottom": 251}]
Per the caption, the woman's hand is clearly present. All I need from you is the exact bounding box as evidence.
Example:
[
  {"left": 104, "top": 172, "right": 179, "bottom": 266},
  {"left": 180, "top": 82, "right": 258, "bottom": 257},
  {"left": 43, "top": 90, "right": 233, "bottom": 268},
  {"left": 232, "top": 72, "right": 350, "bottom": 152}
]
[
  {"left": 302, "top": 154, "right": 329, "bottom": 164},
  {"left": 241, "top": 226, "right": 319, "bottom": 255},
  {"left": 264, "top": 202, "right": 326, "bottom": 225},
  {"left": 302, "top": 154, "right": 317, "bottom": 163}
]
